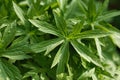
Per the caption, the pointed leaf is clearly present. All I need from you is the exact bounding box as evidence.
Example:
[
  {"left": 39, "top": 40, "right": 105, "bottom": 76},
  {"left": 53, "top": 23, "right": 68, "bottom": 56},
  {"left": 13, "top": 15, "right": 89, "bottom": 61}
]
[
  {"left": 78, "top": 0, "right": 87, "bottom": 14},
  {"left": 99, "top": 22, "right": 120, "bottom": 48},
  {"left": 51, "top": 45, "right": 63, "bottom": 68},
  {"left": 97, "top": 11, "right": 120, "bottom": 21},
  {"left": 57, "top": 0, "right": 68, "bottom": 12},
  {"left": 31, "top": 38, "right": 63, "bottom": 53},
  {"left": 71, "top": 40, "right": 103, "bottom": 68},
  {"left": 2, "top": 50, "right": 31, "bottom": 60},
  {"left": 71, "top": 20, "right": 84, "bottom": 34},
  {"left": 2, "top": 21, "right": 16, "bottom": 48},
  {"left": 97, "top": 0, "right": 109, "bottom": 15},
  {"left": 56, "top": 41, "right": 69, "bottom": 75},
  {"left": 111, "top": 33, "right": 120, "bottom": 48},
  {"left": 45, "top": 39, "right": 64, "bottom": 55},
  {"left": 0, "top": 59, "right": 22, "bottom": 80},
  {"left": 74, "top": 29, "right": 111, "bottom": 39},
  {"left": 94, "top": 38, "right": 104, "bottom": 60},
  {"left": 87, "top": 0, "right": 96, "bottom": 22},
  {"left": 77, "top": 68, "right": 95, "bottom": 80},
  {"left": 29, "top": 19, "right": 61, "bottom": 36},
  {"left": 13, "top": 1, "right": 26, "bottom": 24},
  {"left": 53, "top": 10, "right": 67, "bottom": 36}
]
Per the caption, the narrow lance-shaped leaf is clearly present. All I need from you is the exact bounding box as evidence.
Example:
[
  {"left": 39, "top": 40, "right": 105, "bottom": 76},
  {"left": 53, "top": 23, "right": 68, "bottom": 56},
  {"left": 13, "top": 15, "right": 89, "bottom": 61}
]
[
  {"left": 78, "top": 0, "right": 87, "bottom": 14},
  {"left": 87, "top": 0, "right": 96, "bottom": 22},
  {"left": 2, "top": 50, "right": 31, "bottom": 60},
  {"left": 71, "top": 20, "right": 84, "bottom": 35},
  {"left": 29, "top": 19, "right": 61, "bottom": 36},
  {"left": 53, "top": 10, "right": 67, "bottom": 36},
  {"left": 45, "top": 39, "right": 64, "bottom": 55},
  {"left": 91, "top": 24, "right": 104, "bottom": 60},
  {"left": 100, "top": 22, "right": 120, "bottom": 33},
  {"left": 67, "top": 64, "right": 73, "bottom": 79},
  {"left": 111, "top": 33, "right": 120, "bottom": 48},
  {"left": 97, "top": 0, "right": 109, "bottom": 16},
  {"left": 97, "top": 11, "right": 120, "bottom": 21},
  {"left": 51, "top": 41, "right": 69, "bottom": 68},
  {"left": 73, "top": 29, "right": 111, "bottom": 39},
  {"left": 13, "top": 1, "right": 26, "bottom": 25},
  {"left": 57, "top": 0, "right": 68, "bottom": 12},
  {"left": 94, "top": 38, "right": 104, "bottom": 60},
  {"left": 51, "top": 45, "right": 63, "bottom": 68},
  {"left": 0, "top": 59, "right": 22, "bottom": 80},
  {"left": 77, "top": 68, "right": 95, "bottom": 80},
  {"left": 71, "top": 40, "right": 103, "bottom": 68},
  {"left": 56, "top": 41, "right": 69, "bottom": 75},
  {"left": 31, "top": 38, "right": 64, "bottom": 53},
  {"left": 2, "top": 21, "right": 16, "bottom": 48},
  {"left": 99, "top": 22, "right": 120, "bottom": 48}
]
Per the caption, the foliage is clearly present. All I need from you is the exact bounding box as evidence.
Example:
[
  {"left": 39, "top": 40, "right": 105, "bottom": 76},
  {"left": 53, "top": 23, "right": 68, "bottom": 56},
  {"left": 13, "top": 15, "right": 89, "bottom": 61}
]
[{"left": 0, "top": 0, "right": 120, "bottom": 80}]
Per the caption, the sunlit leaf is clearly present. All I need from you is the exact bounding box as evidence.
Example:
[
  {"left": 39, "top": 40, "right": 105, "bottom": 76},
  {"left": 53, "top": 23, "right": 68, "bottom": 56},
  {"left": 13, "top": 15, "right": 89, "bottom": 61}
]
[
  {"left": 45, "top": 39, "right": 64, "bottom": 55},
  {"left": 31, "top": 38, "right": 63, "bottom": 53},
  {"left": 77, "top": 68, "right": 95, "bottom": 80},
  {"left": 29, "top": 19, "right": 61, "bottom": 36},
  {"left": 71, "top": 40, "right": 103, "bottom": 68},
  {"left": 13, "top": 1, "right": 26, "bottom": 24},
  {"left": 56, "top": 41, "right": 69, "bottom": 75},
  {"left": 57, "top": 0, "right": 68, "bottom": 12},
  {"left": 73, "top": 30, "right": 111, "bottom": 39},
  {"left": 2, "top": 21, "right": 16, "bottom": 48},
  {"left": 2, "top": 50, "right": 31, "bottom": 60},
  {"left": 53, "top": 10, "right": 67, "bottom": 36}
]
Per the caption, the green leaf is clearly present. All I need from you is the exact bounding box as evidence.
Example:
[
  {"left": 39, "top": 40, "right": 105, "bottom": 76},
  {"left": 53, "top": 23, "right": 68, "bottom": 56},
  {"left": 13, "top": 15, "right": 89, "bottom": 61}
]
[
  {"left": 31, "top": 38, "right": 63, "bottom": 53},
  {"left": 71, "top": 21, "right": 84, "bottom": 35},
  {"left": 40, "top": 73, "right": 49, "bottom": 80},
  {"left": 77, "top": 68, "right": 95, "bottom": 80},
  {"left": 111, "top": 33, "right": 120, "bottom": 48},
  {"left": 97, "top": 11, "right": 120, "bottom": 21},
  {"left": 78, "top": 0, "right": 87, "bottom": 14},
  {"left": 32, "top": 74, "right": 40, "bottom": 80},
  {"left": 51, "top": 41, "right": 69, "bottom": 69},
  {"left": 56, "top": 41, "right": 69, "bottom": 76},
  {"left": 100, "top": 22, "right": 120, "bottom": 33},
  {"left": 67, "top": 64, "right": 73, "bottom": 80},
  {"left": 2, "top": 21, "right": 16, "bottom": 48},
  {"left": 99, "top": 22, "right": 120, "bottom": 48},
  {"left": 94, "top": 38, "right": 104, "bottom": 60},
  {"left": 71, "top": 40, "right": 103, "bottom": 68},
  {"left": 29, "top": 19, "right": 61, "bottom": 36},
  {"left": 57, "top": 0, "right": 68, "bottom": 12},
  {"left": 0, "top": 59, "right": 22, "bottom": 80},
  {"left": 53, "top": 10, "right": 67, "bottom": 36},
  {"left": 13, "top": 1, "right": 26, "bottom": 25},
  {"left": 2, "top": 50, "right": 31, "bottom": 60},
  {"left": 73, "top": 30, "right": 111, "bottom": 39},
  {"left": 8, "top": 36, "right": 29, "bottom": 49},
  {"left": 87, "top": 0, "right": 96, "bottom": 22},
  {"left": 51, "top": 44, "right": 63, "bottom": 68},
  {"left": 51, "top": 41, "right": 69, "bottom": 72},
  {"left": 45, "top": 39, "right": 64, "bottom": 55},
  {"left": 97, "top": 0, "right": 109, "bottom": 16}
]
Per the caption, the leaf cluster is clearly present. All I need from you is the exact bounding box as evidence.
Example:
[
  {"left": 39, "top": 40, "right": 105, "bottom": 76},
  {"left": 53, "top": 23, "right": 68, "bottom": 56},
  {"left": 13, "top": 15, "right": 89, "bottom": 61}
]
[{"left": 0, "top": 0, "right": 120, "bottom": 80}]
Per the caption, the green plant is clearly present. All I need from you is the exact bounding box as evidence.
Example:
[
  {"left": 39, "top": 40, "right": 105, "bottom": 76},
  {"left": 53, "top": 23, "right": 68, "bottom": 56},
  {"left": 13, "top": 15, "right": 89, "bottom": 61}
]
[{"left": 0, "top": 0, "right": 120, "bottom": 80}]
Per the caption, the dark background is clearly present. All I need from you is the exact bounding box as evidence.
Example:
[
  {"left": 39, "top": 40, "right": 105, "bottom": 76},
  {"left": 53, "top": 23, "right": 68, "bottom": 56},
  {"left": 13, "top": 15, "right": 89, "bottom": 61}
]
[{"left": 109, "top": 0, "right": 120, "bottom": 29}]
